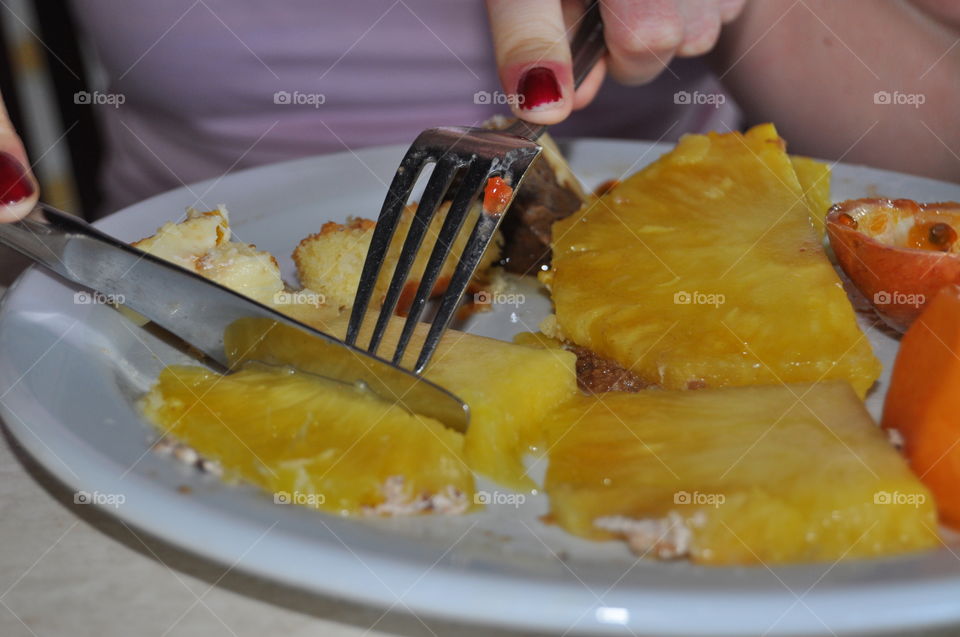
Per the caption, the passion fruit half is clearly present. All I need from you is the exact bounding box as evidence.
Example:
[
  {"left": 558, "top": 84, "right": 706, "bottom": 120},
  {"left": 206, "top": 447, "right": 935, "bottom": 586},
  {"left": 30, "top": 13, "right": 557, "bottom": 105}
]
[{"left": 826, "top": 198, "right": 960, "bottom": 332}]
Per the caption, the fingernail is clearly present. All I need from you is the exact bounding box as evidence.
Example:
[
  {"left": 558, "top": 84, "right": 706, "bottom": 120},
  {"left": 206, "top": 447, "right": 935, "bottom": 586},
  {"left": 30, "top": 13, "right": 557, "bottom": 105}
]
[
  {"left": 517, "top": 67, "right": 562, "bottom": 110},
  {"left": 0, "top": 152, "right": 35, "bottom": 205}
]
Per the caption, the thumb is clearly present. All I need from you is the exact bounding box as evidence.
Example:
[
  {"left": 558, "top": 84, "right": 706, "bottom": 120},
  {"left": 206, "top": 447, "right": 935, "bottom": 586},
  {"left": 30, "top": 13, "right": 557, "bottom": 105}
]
[
  {"left": 0, "top": 94, "right": 38, "bottom": 223},
  {"left": 486, "top": 0, "right": 573, "bottom": 125}
]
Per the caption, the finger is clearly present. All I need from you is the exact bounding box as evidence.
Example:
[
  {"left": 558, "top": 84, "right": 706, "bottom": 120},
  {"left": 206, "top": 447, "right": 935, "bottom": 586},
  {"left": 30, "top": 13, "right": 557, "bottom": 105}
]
[
  {"left": 676, "top": 0, "right": 722, "bottom": 57},
  {"left": 487, "top": 0, "right": 573, "bottom": 125},
  {"left": 600, "top": 0, "right": 685, "bottom": 85},
  {"left": 0, "top": 95, "right": 38, "bottom": 223}
]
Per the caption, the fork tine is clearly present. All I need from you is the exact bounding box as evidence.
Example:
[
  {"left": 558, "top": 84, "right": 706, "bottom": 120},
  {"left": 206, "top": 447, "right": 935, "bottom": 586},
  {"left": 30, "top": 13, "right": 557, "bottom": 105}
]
[
  {"left": 413, "top": 205, "right": 502, "bottom": 374},
  {"left": 346, "top": 143, "right": 431, "bottom": 346},
  {"left": 414, "top": 147, "right": 541, "bottom": 374},
  {"left": 366, "top": 154, "right": 463, "bottom": 355},
  {"left": 391, "top": 158, "right": 492, "bottom": 365}
]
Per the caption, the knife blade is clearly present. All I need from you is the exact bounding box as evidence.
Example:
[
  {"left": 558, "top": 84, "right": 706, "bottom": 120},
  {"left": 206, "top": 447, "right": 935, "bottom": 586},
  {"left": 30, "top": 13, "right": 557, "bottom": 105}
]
[{"left": 0, "top": 203, "right": 470, "bottom": 432}]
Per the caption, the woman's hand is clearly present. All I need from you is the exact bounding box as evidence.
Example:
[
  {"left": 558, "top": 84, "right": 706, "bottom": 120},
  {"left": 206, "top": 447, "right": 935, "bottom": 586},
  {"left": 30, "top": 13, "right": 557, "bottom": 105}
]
[
  {"left": 485, "top": 0, "right": 746, "bottom": 125},
  {"left": 0, "top": 93, "right": 38, "bottom": 222}
]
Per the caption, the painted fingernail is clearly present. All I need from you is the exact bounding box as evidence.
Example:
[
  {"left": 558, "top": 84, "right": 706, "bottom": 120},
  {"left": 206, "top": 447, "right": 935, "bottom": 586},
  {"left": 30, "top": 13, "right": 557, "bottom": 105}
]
[
  {"left": 517, "top": 67, "right": 562, "bottom": 110},
  {"left": 0, "top": 152, "right": 35, "bottom": 205}
]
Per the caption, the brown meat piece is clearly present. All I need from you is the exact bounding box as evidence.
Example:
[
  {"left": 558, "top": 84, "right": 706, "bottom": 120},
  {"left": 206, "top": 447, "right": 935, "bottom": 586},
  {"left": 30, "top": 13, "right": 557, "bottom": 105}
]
[
  {"left": 500, "top": 171, "right": 584, "bottom": 275},
  {"left": 481, "top": 116, "right": 586, "bottom": 275},
  {"left": 567, "top": 345, "right": 650, "bottom": 394}
]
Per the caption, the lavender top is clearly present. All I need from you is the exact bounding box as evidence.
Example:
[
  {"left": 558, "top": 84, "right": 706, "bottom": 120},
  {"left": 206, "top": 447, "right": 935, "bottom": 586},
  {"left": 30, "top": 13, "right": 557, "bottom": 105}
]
[{"left": 70, "top": 0, "right": 739, "bottom": 214}]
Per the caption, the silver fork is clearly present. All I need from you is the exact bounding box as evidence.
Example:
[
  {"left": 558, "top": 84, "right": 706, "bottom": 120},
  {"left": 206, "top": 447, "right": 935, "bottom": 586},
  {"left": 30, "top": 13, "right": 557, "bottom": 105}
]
[{"left": 347, "top": 0, "right": 605, "bottom": 374}]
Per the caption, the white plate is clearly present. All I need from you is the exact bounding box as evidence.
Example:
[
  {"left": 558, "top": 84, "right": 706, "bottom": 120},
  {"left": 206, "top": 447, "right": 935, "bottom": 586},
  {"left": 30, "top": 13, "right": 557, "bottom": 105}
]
[{"left": 2, "top": 139, "right": 960, "bottom": 636}]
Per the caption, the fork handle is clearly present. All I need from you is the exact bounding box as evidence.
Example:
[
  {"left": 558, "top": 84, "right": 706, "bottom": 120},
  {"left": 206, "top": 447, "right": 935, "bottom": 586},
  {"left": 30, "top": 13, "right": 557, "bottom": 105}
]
[{"left": 503, "top": 0, "right": 606, "bottom": 141}]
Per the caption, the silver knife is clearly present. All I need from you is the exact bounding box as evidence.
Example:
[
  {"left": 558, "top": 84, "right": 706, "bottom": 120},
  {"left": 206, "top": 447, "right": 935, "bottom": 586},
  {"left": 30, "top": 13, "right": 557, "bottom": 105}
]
[{"left": 0, "top": 203, "right": 470, "bottom": 432}]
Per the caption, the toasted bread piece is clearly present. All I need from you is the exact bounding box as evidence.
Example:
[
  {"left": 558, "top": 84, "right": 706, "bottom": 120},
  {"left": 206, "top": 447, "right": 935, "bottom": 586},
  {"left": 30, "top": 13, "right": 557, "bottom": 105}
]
[
  {"left": 293, "top": 201, "right": 501, "bottom": 311},
  {"left": 292, "top": 218, "right": 376, "bottom": 310},
  {"left": 133, "top": 206, "right": 284, "bottom": 305},
  {"left": 133, "top": 206, "right": 230, "bottom": 269},
  {"left": 197, "top": 242, "right": 284, "bottom": 305}
]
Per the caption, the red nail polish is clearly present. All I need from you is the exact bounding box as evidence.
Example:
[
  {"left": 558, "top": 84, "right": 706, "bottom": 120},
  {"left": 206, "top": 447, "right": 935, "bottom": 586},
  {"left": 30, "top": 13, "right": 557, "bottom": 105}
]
[
  {"left": 0, "top": 152, "right": 35, "bottom": 205},
  {"left": 517, "top": 67, "right": 562, "bottom": 110}
]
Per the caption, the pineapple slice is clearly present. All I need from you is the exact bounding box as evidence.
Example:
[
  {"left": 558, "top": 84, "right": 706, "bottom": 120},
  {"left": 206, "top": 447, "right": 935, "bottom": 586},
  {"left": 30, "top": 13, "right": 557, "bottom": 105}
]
[
  {"left": 223, "top": 312, "right": 578, "bottom": 491},
  {"left": 791, "top": 155, "right": 833, "bottom": 238},
  {"left": 544, "top": 381, "right": 938, "bottom": 565},
  {"left": 548, "top": 124, "right": 880, "bottom": 396},
  {"left": 142, "top": 364, "right": 474, "bottom": 515}
]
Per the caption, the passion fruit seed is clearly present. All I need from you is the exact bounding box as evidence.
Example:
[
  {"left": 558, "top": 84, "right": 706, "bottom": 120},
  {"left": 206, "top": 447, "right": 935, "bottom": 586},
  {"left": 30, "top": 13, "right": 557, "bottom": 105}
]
[
  {"left": 929, "top": 222, "right": 958, "bottom": 250},
  {"left": 837, "top": 212, "right": 858, "bottom": 229},
  {"left": 483, "top": 176, "right": 513, "bottom": 215}
]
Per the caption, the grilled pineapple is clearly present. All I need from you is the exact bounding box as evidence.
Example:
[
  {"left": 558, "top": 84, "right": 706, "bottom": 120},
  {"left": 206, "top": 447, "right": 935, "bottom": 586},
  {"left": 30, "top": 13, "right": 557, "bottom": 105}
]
[
  {"left": 544, "top": 381, "right": 938, "bottom": 565},
  {"left": 548, "top": 124, "right": 880, "bottom": 396},
  {"left": 142, "top": 364, "right": 474, "bottom": 516},
  {"left": 224, "top": 312, "right": 578, "bottom": 491},
  {"left": 141, "top": 316, "right": 576, "bottom": 512},
  {"left": 791, "top": 155, "right": 833, "bottom": 238}
]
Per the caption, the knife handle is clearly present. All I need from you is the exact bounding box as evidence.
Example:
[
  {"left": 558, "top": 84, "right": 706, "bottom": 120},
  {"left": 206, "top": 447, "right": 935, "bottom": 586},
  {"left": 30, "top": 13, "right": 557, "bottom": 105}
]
[{"left": 0, "top": 203, "right": 100, "bottom": 283}]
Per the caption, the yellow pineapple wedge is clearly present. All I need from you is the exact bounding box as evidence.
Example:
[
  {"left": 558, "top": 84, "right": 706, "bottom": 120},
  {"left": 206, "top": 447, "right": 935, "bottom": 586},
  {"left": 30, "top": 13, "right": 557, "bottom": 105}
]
[
  {"left": 142, "top": 363, "right": 474, "bottom": 516},
  {"left": 544, "top": 381, "right": 938, "bottom": 565},
  {"left": 223, "top": 313, "right": 578, "bottom": 491},
  {"left": 791, "top": 155, "right": 833, "bottom": 238},
  {"left": 548, "top": 124, "right": 880, "bottom": 396}
]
